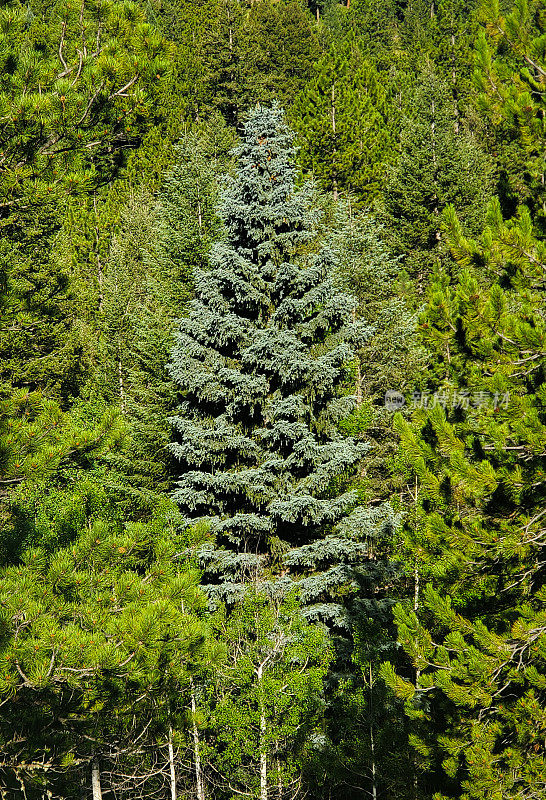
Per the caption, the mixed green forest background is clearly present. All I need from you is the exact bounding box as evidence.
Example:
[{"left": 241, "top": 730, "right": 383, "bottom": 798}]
[{"left": 0, "top": 0, "right": 545, "bottom": 797}]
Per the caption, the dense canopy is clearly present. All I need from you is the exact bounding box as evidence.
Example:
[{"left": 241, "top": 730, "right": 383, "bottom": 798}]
[{"left": 1, "top": 0, "right": 544, "bottom": 798}]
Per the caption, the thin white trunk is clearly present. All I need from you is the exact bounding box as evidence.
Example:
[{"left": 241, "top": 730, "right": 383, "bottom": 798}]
[
  {"left": 16, "top": 773, "right": 27, "bottom": 800},
  {"left": 257, "top": 663, "right": 267, "bottom": 800},
  {"left": 118, "top": 345, "right": 126, "bottom": 415},
  {"left": 276, "top": 752, "right": 282, "bottom": 800},
  {"left": 413, "top": 479, "right": 420, "bottom": 800},
  {"left": 331, "top": 81, "right": 338, "bottom": 201},
  {"left": 414, "top": 476, "right": 421, "bottom": 689},
  {"left": 451, "top": 34, "right": 459, "bottom": 134},
  {"left": 168, "top": 725, "right": 177, "bottom": 800},
  {"left": 191, "top": 685, "right": 206, "bottom": 800},
  {"left": 354, "top": 316, "right": 363, "bottom": 409},
  {"left": 91, "top": 758, "right": 102, "bottom": 800},
  {"left": 369, "top": 663, "right": 377, "bottom": 800},
  {"left": 430, "top": 99, "right": 440, "bottom": 243},
  {"left": 93, "top": 194, "right": 103, "bottom": 312}
]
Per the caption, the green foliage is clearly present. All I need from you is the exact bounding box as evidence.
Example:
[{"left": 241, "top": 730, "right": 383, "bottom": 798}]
[
  {"left": 0, "top": 0, "right": 170, "bottom": 223},
  {"left": 384, "top": 68, "right": 493, "bottom": 284},
  {"left": 293, "top": 44, "right": 393, "bottom": 205},
  {"left": 2, "top": 0, "right": 545, "bottom": 797},
  {"left": 474, "top": 0, "right": 546, "bottom": 227},
  {"left": 0, "top": 0, "right": 172, "bottom": 398},
  {"left": 0, "top": 503, "right": 214, "bottom": 798},
  {"left": 204, "top": 590, "right": 331, "bottom": 799},
  {"left": 0, "top": 388, "right": 124, "bottom": 558},
  {"left": 99, "top": 115, "right": 236, "bottom": 506},
  {"left": 387, "top": 185, "right": 546, "bottom": 797}
]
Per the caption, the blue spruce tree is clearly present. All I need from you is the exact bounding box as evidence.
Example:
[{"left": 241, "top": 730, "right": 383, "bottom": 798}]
[{"left": 168, "top": 105, "right": 395, "bottom": 623}]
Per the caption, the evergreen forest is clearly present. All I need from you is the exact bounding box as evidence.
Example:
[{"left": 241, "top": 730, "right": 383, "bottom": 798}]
[{"left": 1, "top": 0, "right": 545, "bottom": 797}]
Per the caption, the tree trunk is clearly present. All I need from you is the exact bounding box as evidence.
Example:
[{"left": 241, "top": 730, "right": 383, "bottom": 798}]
[
  {"left": 118, "top": 343, "right": 126, "bottom": 415},
  {"left": 413, "top": 477, "right": 420, "bottom": 800},
  {"left": 197, "top": 180, "right": 203, "bottom": 231},
  {"left": 168, "top": 724, "right": 177, "bottom": 800},
  {"left": 93, "top": 194, "right": 104, "bottom": 312},
  {"left": 191, "top": 684, "right": 206, "bottom": 800},
  {"left": 91, "top": 758, "right": 102, "bottom": 800},
  {"left": 257, "top": 663, "right": 268, "bottom": 800},
  {"left": 331, "top": 81, "right": 338, "bottom": 201},
  {"left": 414, "top": 477, "right": 421, "bottom": 687},
  {"left": 369, "top": 663, "right": 378, "bottom": 800},
  {"left": 352, "top": 308, "right": 363, "bottom": 407},
  {"left": 451, "top": 33, "right": 459, "bottom": 134},
  {"left": 16, "top": 773, "right": 27, "bottom": 800}
]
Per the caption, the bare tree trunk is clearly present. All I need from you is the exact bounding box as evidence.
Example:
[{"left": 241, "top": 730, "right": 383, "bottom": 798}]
[
  {"left": 430, "top": 98, "right": 440, "bottom": 244},
  {"left": 197, "top": 184, "right": 203, "bottom": 230},
  {"left": 117, "top": 343, "right": 126, "bottom": 415},
  {"left": 168, "top": 724, "right": 177, "bottom": 800},
  {"left": 413, "top": 476, "right": 420, "bottom": 800},
  {"left": 352, "top": 307, "right": 363, "bottom": 407},
  {"left": 413, "top": 476, "right": 421, "bottom": 687},
  {"left": 191, "top": 684, "right": 206, "bottom": 800},
  {"left": 16, "top": 773, "right": 27, "bottom": 800},
  {"left": 369, "top": 663, "right": 378, "bottom": 800},
  {"left": 93, "top": 194, "right": 104, "bottom": 312},
  {"left": 257, "top": 663, "right": 268, "bottom": 800},
  {"left": 355, "top": 358, "right": 363, "bottom": 407},
  {"left": 91, "top": 758, "right": 102, "bottom": 800},
  {"left": 331, "top": 81, "right": 338, "bottom": 201},
  {"left": 451, "top": 33, "right": 459, "bottom": 134}
]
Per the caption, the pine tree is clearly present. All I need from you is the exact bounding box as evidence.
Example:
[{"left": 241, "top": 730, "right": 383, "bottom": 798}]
[
  {"left": 99, "top": 117, "right": 235, "bottom": 508},
  {"left": 205, "top": 589, "right": 331, "bottom": 800},
  {"left": 383, "top": 68, "right": 493, "bottom": 285},
  {"left": 168, "top": 104, "right": 393, "bottom": 616},
  {"left": 293, "top": 45, "right": 393, "bottom": 205},
  {"left": 0, "top": 0, "right": 171, "bottom": 398},
  {"left": 473, "top": 0, "right": 546, "bottom": 230},
  {"left": 241, "top": 0, "right": 320, "bottom": 111},
  {"left": 0, "top": 505, "right": 216, "bottom": 799},
  {"left": 381, "top": 200, "right": 546, "bottom": 799},
  {"left": 0, "top": 387, "right": 123, "bottom": 560}
]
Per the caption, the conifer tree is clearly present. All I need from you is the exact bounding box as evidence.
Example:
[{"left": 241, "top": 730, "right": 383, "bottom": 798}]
[
  {"left": 0, "top": 387, "right": 123, "bottom": 559},
  {"left": 0, "top": 0, "right": 171, "bottom": 398},
  {"left": 168, "top": 104, "right": 393, "bottom": 616},
  {"left": 100, "top": 117, "right": 235, "bottom": 505},
  {"left": 241, "top": 0, "right": 320, "bottom": 111},
  {"left": 382, "top": 200, "right": 546, "bottom": 798},
  {"left": 473, "top": 0, "right": 546, "bottom": 230},
  {"left": 0, "top": 506, "right": 216, "bottom": 799},
  {"left": 383, "top": 69, "right": 492, "bottom": 285},
  {"left": 293, "top": 46, "right": 392, "bottom": 205},
  {"left": 205, "top": 590, "right": 331, "bottom": 800}
]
